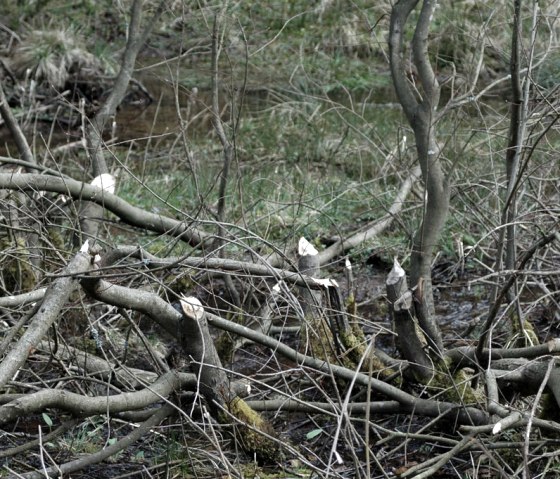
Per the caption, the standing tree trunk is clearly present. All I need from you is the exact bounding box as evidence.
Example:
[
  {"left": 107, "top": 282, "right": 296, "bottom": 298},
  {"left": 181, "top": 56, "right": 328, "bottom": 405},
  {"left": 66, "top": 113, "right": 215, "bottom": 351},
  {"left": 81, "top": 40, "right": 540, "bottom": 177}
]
[{"left": 389, "top": 0, "right": 448, "bottom": 355}]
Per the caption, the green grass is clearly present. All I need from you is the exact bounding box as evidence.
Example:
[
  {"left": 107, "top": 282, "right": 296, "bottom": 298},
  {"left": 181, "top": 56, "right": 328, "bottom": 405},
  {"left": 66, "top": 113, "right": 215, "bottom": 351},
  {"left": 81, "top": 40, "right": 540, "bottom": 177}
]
[
  {"left": 113, "top": 91, "right": 411, "bottom": 260},
  {"left": 5, "top": 0, "right": 558, "bottom": 268}
]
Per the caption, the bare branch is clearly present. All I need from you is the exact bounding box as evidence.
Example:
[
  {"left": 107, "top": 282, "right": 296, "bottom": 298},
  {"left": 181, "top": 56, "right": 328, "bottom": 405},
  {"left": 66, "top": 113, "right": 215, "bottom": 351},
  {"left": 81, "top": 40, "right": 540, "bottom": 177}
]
[
  {"left": 389, "top": 0, "right": 420, "bottom": 121},
  {"left": 0, "top": 173, "right": 209, "bottom": 246},
  {"left": 0, "top": 83, "right": 34, "bottom": 166},
  {"left": 412, "top": 0, "right": 440, "bottom": 105},
  {"left": 0, "top": 248, "right": 91, "bottom": 389},
  {"left": 16, "top": 404, "right": 174, "bottom": 479},
  {"left": 0, "top": 371, "right": 190, "bottom": 425}
]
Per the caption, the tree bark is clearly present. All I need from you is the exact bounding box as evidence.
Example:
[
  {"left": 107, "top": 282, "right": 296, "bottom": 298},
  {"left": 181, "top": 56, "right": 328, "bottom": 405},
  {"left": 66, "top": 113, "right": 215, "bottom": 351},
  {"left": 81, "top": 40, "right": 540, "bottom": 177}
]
[
  {"left": 0, "top": 173, "right": 208, "bottom": 246},
  {"left": 0, "top": 371, "right": 190, "bottom": 425},
  {"left": 389, "top": 0, "right": 447, "bottom": 355},
  {"left": 0, "top": 246, "right": 91, "bottom": 389},
  {"left": 298, "top": 237, "right": 322, "bottom": 318},
  {"left": 178, "top": 296, "right": 280, "bottom": 461},
  {"left": 386, "top": 258, "right": 432, "bottom": 380}
]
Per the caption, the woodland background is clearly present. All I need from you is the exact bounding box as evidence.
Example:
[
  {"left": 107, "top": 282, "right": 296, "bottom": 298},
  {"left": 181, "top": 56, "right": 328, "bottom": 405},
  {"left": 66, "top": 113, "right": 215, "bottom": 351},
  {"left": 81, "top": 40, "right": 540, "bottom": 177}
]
[{"left": 0, "top": 1, "right": 559, "bottom": 478}]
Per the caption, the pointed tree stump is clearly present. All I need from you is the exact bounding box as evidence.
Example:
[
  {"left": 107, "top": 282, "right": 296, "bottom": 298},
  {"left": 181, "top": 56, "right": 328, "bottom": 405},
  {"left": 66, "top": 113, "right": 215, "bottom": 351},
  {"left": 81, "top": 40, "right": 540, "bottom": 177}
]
[{"left": 386, "top": 258, "right": 432, "bottom": 380}]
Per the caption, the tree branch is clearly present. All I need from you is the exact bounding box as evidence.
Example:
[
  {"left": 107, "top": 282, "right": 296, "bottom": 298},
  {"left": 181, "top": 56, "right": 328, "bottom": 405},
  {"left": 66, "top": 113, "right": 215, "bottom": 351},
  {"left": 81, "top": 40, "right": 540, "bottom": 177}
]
[
  {"left": 0, "top": 173, "right": 209, "bottom": 246},
  {"left": 0, "top": 371, "right": 189, "bottom": 425},
  {"left": 15, "top": 403, "right": 174, "bottom": 479},
  {"left": 389, "top": 0, "right": 421, "bottom": 121},
  {"left": 0, "top": 247, "right": 91, "bottom": 389},
  {"left": 206, "top": 311, "right": 490, "bottom": 425},
  {"left": 412, "top": 0, "right": 440, "bottom": 104}
]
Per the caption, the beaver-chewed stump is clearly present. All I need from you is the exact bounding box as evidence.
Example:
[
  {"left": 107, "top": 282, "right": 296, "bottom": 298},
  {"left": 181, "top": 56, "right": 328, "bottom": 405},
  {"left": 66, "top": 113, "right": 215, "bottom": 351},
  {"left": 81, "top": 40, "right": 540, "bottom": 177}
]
[{"left": 179, "top": 296, "right": 282, "bottom": 462}]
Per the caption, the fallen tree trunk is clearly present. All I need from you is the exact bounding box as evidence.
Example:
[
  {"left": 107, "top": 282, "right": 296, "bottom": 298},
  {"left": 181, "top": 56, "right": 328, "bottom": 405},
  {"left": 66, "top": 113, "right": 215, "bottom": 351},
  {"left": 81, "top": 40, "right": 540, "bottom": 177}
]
[{"left": 81, "top": 269, "right": 282, "bottom": 461}]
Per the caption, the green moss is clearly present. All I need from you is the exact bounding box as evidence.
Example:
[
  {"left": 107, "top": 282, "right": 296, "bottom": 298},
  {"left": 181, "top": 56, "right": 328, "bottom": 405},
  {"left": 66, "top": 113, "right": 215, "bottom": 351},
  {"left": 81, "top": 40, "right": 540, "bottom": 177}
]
[
  {"left": 345, "top": 293, "right": 357, "bottom": 317},
  {"left": 228, "top": 397, "right": 281, "bottom": 463},
  {"left": 339, "top": 326, "right": 401, "bottom": 385},
  {"left": 47, "top": 227, "right": 66, "bottom": 251},
  {"left": 0, "top": 237, "right": 37, "bottom": 294},
  {"left": 425, "top": 366, "right": 485, "bottom": 405},
  {"left": 302, "top": 316, "right": 339, "bottom": 365},
  {"left": 165, "top": 273, "right": 193, "bottom": 297},
  {"left": 507, "top": 318, "right": 539, "bottom": 348}
]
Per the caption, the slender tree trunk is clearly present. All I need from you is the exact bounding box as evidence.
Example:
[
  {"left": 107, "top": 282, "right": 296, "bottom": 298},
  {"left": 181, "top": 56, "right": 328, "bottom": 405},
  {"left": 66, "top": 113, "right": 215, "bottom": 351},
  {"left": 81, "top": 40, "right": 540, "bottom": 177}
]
[
  {"left": 409, "top": 116, "right": 449, "bottom": 354},
  {"left": 389, "top": 0, "right": 447, "bottom": 354}
]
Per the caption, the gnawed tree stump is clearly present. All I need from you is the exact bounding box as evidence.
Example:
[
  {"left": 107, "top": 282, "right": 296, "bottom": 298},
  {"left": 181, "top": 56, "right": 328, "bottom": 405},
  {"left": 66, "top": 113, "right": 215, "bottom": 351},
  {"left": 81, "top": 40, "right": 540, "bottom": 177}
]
[
  {"left": 81, "top": 266, "right": 282, "bottom": 461},
  {"left": 298, "top": 240, "right": 398, "bottom": 380},
  {"left": 386, "top": 257, "right": 432, "bottom": 381},
  {"left": 178, "top": 296, "right": 281, "bottom": 462},
  {"left": 386, "top": 258, "right": 485, "bottom": 403},
  {"left": 297, "top": 236, "right": 322, "bottom": 319}
]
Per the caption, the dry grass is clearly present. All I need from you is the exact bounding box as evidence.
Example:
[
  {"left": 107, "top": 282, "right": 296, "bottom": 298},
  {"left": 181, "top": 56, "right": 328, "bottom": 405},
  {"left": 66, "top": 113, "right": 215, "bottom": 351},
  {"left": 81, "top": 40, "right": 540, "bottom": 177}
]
[{"left": 11, "top": 28, "right": 102, "bottom": 88}]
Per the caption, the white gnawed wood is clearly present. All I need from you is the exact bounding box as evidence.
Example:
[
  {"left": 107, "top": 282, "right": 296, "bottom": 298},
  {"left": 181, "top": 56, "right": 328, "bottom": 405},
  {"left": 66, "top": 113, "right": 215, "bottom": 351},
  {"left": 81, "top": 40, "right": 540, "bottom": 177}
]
[
  {"left": 312, "top": 277, "right": 339, "bottom": 288},
  {"left": 491, "top": 412, "right": 522, "bottom": 435},
  {"left": 386, "top": 255, "right": 432, "bottom": 378},
  {"left": 394, "top": 290, "right": 413, "bottom": 312},
  {"left": 333, "top": 450, "right": 343, "bottom": 465},
  {"left": 345, "top": 257, "right": 355, "bottom": 299},
  {"left": 298, "top": 237, "right": 321, "bottom": 318},
  {"left": 179, "top": 296, "right": 204, "bottom": 320},
  {"left": 387, "top": 257, "right": 405, "bottom": 285},
  {"left": 80, "top": 239, "right": 90, "bottom": 253},
  {"left": 298, "top": 236, "right": 318, "bottom": 257},
  {"left": 91, "top": 173, "right": 116, "bottom": 194},
  {"left": 548, "top": 339, "right": 560, "bottom": 352}
]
